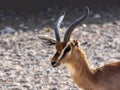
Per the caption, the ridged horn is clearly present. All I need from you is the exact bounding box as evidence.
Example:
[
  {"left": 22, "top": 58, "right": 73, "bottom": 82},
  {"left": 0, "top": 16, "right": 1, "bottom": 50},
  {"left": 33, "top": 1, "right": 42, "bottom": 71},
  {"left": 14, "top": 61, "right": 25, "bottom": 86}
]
[
  {"left": 64, "top": 6, "right": 89, "bottom": 42},
  {"left": 54, "top": 11, "right": 65, "bottom": 42}
]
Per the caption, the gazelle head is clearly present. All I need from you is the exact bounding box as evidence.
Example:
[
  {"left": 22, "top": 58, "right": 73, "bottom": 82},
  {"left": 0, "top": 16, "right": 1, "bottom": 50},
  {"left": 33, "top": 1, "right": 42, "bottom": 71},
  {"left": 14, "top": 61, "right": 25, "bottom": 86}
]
[{"left": 38, "top": 6, "right": 89, "bottom": 67}]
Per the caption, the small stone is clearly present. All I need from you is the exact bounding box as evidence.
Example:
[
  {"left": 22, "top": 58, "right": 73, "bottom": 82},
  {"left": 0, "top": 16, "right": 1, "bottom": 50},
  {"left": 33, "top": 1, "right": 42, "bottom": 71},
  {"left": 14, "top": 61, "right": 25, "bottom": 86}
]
[
  {"left": 82, "top": 24, "right": 87, "bottom": 27},
  {"left": 19, "top": 24, "right": 28, "bottom": 31},
  {"left": 43, "top": 27, "right": 52, "bottom": 32},
  {"left": 94, "top": 14, "right": 101, "bottom": 18},
  {"left": 34, "top": 29, "right": 38, "bottom": 32},
  {"left": 0, "top": 27, "right": 15, "bottom": 34}
]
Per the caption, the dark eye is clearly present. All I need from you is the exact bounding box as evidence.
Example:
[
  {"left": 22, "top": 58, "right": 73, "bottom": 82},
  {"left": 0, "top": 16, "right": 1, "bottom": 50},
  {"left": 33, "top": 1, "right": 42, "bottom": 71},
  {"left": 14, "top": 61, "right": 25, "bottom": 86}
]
[{"left": 65, "top": 46, "right": 71, "bottom": 52}]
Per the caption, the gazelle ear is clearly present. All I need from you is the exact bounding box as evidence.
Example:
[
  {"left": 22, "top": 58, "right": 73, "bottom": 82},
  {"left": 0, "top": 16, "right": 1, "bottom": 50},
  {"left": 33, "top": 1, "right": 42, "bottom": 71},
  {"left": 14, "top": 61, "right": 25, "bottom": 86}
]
[
  {"left": 72, "top": 40, "right": 79, "bottom": 46},
  {"left": 37, "top": 35, "right": 56, "bottom": 45}
]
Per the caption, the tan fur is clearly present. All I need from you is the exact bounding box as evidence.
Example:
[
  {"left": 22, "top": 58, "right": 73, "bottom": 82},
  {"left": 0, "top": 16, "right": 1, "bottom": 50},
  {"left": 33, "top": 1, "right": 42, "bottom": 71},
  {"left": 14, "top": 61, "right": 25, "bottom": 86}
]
[
  {"left": 38, "top": 35, "right": 120, "bottom": 90},
  {"left": 52, "top": 41, "right": 120, "bottom": 90},
  {"left": 37, "top": 6, "right": 120, "bottom": 89}
]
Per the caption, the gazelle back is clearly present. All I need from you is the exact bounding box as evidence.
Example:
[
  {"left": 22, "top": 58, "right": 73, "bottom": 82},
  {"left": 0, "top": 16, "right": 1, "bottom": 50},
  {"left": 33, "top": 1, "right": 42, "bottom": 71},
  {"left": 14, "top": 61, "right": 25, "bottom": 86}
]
[{"left": 38, "top": 7, "right": 120, "bottom": 90}]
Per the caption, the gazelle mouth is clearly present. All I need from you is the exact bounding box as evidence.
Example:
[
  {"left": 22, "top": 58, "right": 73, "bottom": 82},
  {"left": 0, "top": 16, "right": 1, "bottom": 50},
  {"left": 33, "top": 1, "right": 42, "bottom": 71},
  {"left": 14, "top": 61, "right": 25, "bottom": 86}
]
[
  {"left": 51, "top": 61, "right": 56, "bottom": 67},
  {"left": 51, "top": 61, "right": 60, "bottom": 67}
]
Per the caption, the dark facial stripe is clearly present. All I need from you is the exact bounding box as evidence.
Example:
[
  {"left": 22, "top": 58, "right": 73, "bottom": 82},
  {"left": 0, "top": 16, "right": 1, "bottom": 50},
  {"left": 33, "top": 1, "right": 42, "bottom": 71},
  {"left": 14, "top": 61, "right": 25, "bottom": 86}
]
[
  {"left": 55, "top": 52, "right": 60, "bottom": 58},
  {"left": 60, "top": 45, "right": 71, "bottom": 59}
]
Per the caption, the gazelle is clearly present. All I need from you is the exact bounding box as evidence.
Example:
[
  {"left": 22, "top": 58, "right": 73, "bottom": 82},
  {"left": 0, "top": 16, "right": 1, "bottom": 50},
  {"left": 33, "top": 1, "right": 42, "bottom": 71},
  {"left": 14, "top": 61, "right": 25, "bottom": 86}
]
[{"left": 38, "top": 7, "right": 120, "bottom": 90}]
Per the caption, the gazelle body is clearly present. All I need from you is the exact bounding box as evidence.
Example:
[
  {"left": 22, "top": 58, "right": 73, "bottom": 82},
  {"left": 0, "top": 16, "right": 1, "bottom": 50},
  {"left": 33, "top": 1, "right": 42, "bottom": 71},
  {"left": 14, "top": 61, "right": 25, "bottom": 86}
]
[{"left": 38, "top": 7, "right": 120, "bottom": 90}]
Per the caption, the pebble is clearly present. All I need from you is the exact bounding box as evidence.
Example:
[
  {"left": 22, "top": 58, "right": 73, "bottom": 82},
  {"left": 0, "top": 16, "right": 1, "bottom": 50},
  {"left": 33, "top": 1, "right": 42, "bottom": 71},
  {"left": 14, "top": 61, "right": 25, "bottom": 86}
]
[
  {"left": 19, "top": 24, "right": 28, "bottom": 31},
  {"left": 82, "top": 24, "right": 87, "bottom": 28},
  {"left": 0, "top": 27, "right": 15, "bottom": 34},
  {"left": 94, "top": 14, "right": 101, "bottom": 18}
]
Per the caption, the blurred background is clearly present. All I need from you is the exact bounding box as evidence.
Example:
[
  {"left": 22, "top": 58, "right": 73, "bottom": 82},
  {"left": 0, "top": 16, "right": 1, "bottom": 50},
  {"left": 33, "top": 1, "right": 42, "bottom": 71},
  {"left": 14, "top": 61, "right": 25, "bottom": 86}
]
[
  {"left": 0, "top": 0, "right": 120, "bottom": 90},
  {"left": 0, "top": 0, "right": 120, "bottom": 11}
]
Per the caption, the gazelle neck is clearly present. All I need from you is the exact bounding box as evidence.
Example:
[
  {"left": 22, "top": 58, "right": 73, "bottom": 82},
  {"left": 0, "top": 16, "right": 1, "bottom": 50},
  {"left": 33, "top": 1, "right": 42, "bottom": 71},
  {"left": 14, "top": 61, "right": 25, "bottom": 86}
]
[{"left": 66, "top": 47, "right": 95, "bottom": 89}]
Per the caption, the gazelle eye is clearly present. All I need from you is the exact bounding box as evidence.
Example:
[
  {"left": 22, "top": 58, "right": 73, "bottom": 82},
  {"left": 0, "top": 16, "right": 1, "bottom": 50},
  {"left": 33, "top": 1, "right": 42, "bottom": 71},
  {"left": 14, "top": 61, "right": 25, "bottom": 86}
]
[
  {"left": 60, "top": 45, "right": 71, "bottom": 59},
  {"left": 65, "top": 46, "right": 71, "bottom": 52}
]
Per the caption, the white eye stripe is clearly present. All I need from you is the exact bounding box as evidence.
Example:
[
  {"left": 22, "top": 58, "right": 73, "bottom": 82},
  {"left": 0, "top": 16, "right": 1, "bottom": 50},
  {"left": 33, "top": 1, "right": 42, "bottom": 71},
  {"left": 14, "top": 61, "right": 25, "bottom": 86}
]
[{"left": 55, "top": 42, "right": 70, "bottom": 64}]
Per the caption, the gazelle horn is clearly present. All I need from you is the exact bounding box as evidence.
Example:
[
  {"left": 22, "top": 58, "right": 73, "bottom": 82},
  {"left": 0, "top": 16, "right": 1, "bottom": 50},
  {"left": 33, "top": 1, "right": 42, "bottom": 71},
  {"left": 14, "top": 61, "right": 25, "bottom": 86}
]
[
  {"left": 54, "top": 11, "right": 65, "bottom": 42},
  {"left": 64, "top": 6, "right": 89, "bottom": 42}
]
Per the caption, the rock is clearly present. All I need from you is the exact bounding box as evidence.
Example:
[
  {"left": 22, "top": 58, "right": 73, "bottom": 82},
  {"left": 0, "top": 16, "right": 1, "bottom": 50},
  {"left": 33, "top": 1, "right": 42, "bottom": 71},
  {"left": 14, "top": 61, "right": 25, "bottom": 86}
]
[
  {"left": 82, "top": 24, "right": 87, "bottom": 28},
  {"left": 19, "top": 24, "right": 28, "bottom": 31},
  {"left": 0, "top": 27, "right": 15, "bottom": 34},
  {"left": 94, "top": 14, "right": 101, "bottom": 19}
]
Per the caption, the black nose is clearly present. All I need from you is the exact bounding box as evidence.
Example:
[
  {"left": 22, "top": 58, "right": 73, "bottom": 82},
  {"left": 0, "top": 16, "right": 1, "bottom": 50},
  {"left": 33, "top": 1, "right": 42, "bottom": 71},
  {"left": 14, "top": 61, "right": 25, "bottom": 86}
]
[{"left": 51, "top": 62, "right": 56, "bottom": 67}]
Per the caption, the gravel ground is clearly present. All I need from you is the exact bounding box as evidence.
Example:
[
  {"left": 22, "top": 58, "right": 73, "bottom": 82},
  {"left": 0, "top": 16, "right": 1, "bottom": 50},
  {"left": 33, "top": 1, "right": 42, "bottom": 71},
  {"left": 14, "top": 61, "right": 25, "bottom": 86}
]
[{"left": 0, "top": 6, "right": 120, "bottom": 90}]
